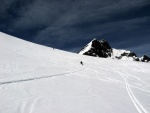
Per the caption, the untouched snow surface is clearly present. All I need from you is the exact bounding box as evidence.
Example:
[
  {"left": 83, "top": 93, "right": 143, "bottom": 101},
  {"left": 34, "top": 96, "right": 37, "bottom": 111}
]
[{"left": 0, "top": 32, "right": 150, "bottom": 113}]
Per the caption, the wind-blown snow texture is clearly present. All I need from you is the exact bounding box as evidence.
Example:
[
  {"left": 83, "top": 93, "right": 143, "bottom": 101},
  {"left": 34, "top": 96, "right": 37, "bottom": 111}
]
[
  {"left": 79, "top": 39, "right": 150, "bottom": 62},
  {"left": 0, "top": 32, "right": 150, "bottom": 113}
]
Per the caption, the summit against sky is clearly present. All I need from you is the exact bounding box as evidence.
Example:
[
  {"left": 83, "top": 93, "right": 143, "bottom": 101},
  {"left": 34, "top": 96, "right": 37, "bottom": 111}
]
[{"left": 0, "top": 0, "right": 150, "bottom": 56}]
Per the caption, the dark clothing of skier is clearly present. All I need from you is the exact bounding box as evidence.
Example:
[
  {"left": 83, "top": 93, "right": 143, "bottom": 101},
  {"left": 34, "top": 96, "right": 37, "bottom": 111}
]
[{"left": 80, "top": 61, "right": 83, "bottom": 65}]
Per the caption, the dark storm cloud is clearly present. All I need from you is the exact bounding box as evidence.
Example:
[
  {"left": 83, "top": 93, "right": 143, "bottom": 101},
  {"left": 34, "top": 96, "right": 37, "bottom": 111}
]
[{"left": 0, "top": 0, "right": 150, "bottom": 56}]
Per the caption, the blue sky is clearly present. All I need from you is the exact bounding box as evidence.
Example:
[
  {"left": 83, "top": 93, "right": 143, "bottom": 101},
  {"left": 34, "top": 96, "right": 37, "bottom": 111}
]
[{"left": 0, "top": 0, "right": 150, "bottom": 56}]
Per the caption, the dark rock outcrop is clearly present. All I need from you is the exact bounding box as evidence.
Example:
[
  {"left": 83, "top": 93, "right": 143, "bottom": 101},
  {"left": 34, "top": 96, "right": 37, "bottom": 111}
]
[
  {"left": 121, "top": 52, "right": 137, "bottom": 57},
  {"left": 79, "top": 38, "right": 150, "bottom": 63},
  {"left": 80, "top": 39, "right": 112, "bottom": 58},
  {"left": 141, "top": 55, "right": 150, "bottom": 62}
]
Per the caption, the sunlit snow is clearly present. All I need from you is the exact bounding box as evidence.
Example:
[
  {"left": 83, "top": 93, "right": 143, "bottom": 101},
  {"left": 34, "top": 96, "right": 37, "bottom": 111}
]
[{"left": 0, "top": 32, "right": 150, "bottom": 113}]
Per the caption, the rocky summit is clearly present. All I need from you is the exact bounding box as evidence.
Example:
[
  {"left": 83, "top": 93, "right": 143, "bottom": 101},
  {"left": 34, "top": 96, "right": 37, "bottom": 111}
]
[
  {"left": 79, "top": 39, "right": 150, "bottom": 63},
  {"left": 79, "top": 39, "right": 112, "bottom": 58}
]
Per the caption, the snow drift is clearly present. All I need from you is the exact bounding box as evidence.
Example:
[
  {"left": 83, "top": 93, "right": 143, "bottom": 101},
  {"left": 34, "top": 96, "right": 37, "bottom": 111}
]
[{"left": 0, "top": 32, "right": 150, "bottom": 113}]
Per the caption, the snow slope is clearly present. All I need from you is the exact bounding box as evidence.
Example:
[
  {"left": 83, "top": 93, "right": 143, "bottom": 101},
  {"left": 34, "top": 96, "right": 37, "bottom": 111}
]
[{"left": 0, "top": 32, "right": 150, "bottom": 113}]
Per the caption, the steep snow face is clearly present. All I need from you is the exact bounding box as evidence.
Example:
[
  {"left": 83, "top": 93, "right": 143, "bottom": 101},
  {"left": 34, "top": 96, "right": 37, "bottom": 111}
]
[
  {"left": 79, "top": 39, "right": 150, "bottom": 62},
  {"left": 79, "top": 39, "right": 93, "bottom": 55},
  {"left": 0, "top": 32, "right": 150, "bottom": 113}
]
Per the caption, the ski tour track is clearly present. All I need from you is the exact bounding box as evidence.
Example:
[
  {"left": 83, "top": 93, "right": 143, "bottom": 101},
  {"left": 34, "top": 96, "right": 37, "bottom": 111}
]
[
  {"left": 0, "top": 64, "right": 149, "bottom": 113},
  {"left": 0, "top": 66, "right": 87, "bottom": 85},
  {"left": 113, "top": 68, "right": 148, "bottom": 113}
]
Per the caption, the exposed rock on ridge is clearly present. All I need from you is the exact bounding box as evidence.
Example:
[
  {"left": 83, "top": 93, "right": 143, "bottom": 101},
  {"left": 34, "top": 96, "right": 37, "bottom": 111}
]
[
  {"left": 79, "top": 39, "right": 150, "bottom": 63},
  {"left": 79, "top": 39, "right": 112, "bottom": 58}
]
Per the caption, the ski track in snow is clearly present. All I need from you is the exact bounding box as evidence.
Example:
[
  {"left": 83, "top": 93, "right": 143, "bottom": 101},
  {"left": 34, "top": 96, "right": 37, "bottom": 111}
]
[
  {"left": 115, "top": 69, "right": 148, "bottom": 113},
  {"left": 131, "top": 75, "right": 150, "bottom": 87},
  {"left": 87, "top": 65, "right": 150, "bottom": 113},
  {"left": 18, "top": 97, "right": 40, "bottom": 113},
  {"left": 1, "top": 32, "right": 150, "bottom": 113},
  {"left": 85, "top": 66, "right": 150, "bottom": 94},
  {"left": 22, "top": 98, "right": 39, "bottom": 113},
  {"left": 0, "top": 66, "right": 87, "bottom": 85}
]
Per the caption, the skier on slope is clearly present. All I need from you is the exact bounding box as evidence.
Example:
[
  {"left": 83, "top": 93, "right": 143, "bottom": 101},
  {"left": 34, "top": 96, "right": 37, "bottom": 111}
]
[{"left": 80, "top": 61, "right": 83, "bottom": 65}]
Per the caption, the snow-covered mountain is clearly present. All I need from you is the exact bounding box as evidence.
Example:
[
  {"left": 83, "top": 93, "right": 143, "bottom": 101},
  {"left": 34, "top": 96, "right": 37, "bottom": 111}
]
[
  {"left": 79, "top": 39, "right": 150, "bottom": 62},
  {"left": 0, "top": 32, "right": 150, "bottom": 113}
]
